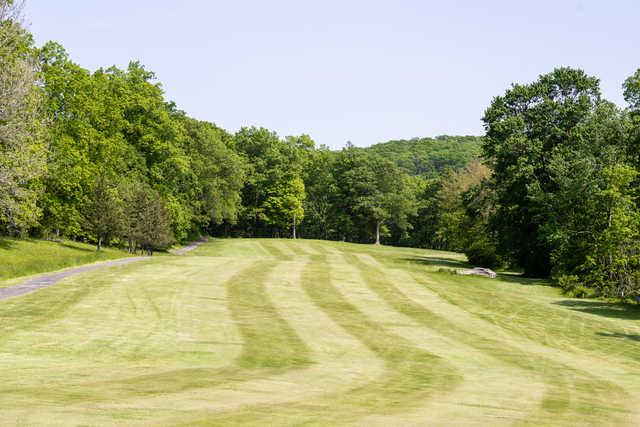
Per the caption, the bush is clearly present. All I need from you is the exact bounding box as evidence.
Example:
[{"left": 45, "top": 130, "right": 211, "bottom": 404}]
[
  {"left": 556, "top": 275, "right": 594, "bottom": 298},
  {"left": 464, "top": 238, "right": 502, "bottom": 269}
]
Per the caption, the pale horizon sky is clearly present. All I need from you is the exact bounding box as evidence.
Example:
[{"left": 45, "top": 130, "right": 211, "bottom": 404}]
[{"left": 25, "top": 0, "right": 640, "bottom": 148}]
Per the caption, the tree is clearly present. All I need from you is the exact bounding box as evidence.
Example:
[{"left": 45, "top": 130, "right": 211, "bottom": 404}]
[
  {"left": 624, "top": 69, "right": 640, "bottom": 168},
  {"left": 301, "top": 146, "right": 336, "bottom": 239},
  {"left": 584, "top": 165, "right": 640, "bottom": 299},
  {"left": 623, "top": 69, "right": 640, "bottom": 112},
  {"left": 461, "top": 180, "right": 502, "bottom": 268},
  {"left": 119, "top": 179, "right": 173, "bottom": 254},
  {"left": 132, "top": 189, "right": 173, "bottom": 255},
  {"left": 333, "top": 147, "right": 417, "bottom": 245},
  {"left": 434, "top": 160, "right": 491, "bottom": 251},
  {"left": 84, "top": 175, "right": 123, "bottom": 250},
  {"left": 366, "top": 135, "right": 483, "bottom": 177},
  {"left": 0, "top": 0, "right": 46, "bottom": 234},
  {"left": 181, "top": 117, "right": 245, "bottom": 231},
  {"left": 482, "top": 67, "right": 601, "bottom": 276},
  {"left": 235, "top": 127, "right": 306, "bottom": 237},
  {"left": 262, "top": 177, "right": 305, "bottom": 238}
]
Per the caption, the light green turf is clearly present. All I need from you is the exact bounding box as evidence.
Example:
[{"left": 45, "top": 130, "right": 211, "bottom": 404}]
[
  {"left": 0, "top": 238, "right": 639, "bottom": 425},
  {"left": 0, "top": 238, "right": 129, "bottom": 283}
]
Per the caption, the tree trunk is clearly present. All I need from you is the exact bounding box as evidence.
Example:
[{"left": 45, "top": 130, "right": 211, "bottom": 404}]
[
  {"left": 375, "top": 221, "right": 381, "bottom": 245},
  {"left": 97, "top": 236, "right": 102, "bottom": 251},
  {"left": 292, "top": 213, "right": 297, "bottom": 239}
]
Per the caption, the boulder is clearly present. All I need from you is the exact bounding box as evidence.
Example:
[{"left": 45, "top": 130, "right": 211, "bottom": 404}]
[{"left": 457, "top": 267, "right": 497, "bottom": 279}]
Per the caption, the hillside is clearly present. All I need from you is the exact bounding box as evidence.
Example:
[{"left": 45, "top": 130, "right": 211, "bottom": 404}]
[
  {"left": 366, "top": 135, "right": 483, "bottom": 176},
  {"left": 0, "top": 238, "right": 638, "bottom": 425},
  {"left": 0, "top": 238, "right": 128, "bottom": 283}
]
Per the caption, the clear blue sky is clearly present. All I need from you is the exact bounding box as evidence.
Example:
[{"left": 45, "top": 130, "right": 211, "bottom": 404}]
[{"left": 25, "top": 0, "right": 639, "bottom": 148}]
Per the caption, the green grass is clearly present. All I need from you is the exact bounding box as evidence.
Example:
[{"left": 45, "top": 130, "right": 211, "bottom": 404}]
[
  {"left": 0, "top": 237, "right": 128, "bottom": 283},
  {"left": 0, "top": 238, "right": 639, "bottom": 425}
]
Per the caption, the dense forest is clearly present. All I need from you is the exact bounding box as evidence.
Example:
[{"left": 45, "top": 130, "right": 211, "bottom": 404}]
[
  {"left": 2, "top": 1, "right": 640, "bottom": 301},
  {"left": 367, "top": 135, "right": 482, "bottom": 177}
]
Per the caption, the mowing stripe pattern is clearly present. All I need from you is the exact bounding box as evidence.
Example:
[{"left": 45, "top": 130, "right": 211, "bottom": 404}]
[{"left": 0, "top": 238, "right": 638, "bottom": 425}]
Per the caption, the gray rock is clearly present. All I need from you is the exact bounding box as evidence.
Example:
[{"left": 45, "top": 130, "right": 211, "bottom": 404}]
[{"left": 457, "top": 267, "right": 497, "bottom": 279}]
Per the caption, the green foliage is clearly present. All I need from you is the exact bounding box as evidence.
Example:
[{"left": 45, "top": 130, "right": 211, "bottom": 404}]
[
  {"left": 482, "top": 67, "right": 602, "bottom": 276},
  {"left": 262, "top": 177, "right": 305, "bottom": 234},
  {"left": 556, "top": 275, "right": 593, "bottom": 298},
  {"left": 180, "top": 117, "right": 245, "bottom": 229},
  {"left": 473, "top": 67, "right": 640, "bottom": 299},
  {"left": 0, "top": 2, "right": 46, "bottom": 234},
  {"left": 433, "top": 160, "right": 490, "bottom": 251},
  {"left": 120, "top": 180, "right": 173, "bottom": 254},
  {"left": 84, "top": 175, "right": 123, "bottom": 250},
  {"left": 325, "top": 146, "right": 418, "bottom": 244},
  {"left": 366, "top": 135, "right": 482, "bottom": 177},
  {"left": 35, "top": 42, "right": 245, "bottom": 247},
  {"left": 300, "top": 146, "right": 336, "bottom": 239},
  {"left": 623, "top": 68, "right": 640, "bottom": 112},
  {"left": 461, "top": 180, "right": 502, "bottom": 268},
  {"left": 235, "top": 127, "right": 307, "bottom": 237}
]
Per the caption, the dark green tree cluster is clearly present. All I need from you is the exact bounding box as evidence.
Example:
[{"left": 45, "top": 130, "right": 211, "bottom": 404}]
[
  {"left": 463, "top": 67, "right": 640, "bottom": 301},
  {"left": 226, "top": 134, "right": 420, "bottom": 245},
  {"left": 36, "top": 43, "right": 245, "bottom": 251},
  {"left": 367, "top": 135, "right": 482, "bottom": 177},
  {"left": 0, "top": 1, "right": 245, "bottom": 252},
  {"left": 303, "top": 144, "right": 418, "bottom": 244}
]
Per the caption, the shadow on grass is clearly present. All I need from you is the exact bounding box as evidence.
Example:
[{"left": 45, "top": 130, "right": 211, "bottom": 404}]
[
  {"left": 596, "top": 332, "right": 640, "bottom": 342},
  {"left": 0, "top": 238, "right": 14, "bottom": 249},
  {"left": 554, "top": 300, "right": 640, "bottom": 321},
  {"left": 496, "top": 273, "right": 550, "bottom": 286},
  {"left": 402, "top": 256, "right": 469, "bottom": 269},
  {"left": 58, "top": 242, "right": 96, "bottom": 252}
]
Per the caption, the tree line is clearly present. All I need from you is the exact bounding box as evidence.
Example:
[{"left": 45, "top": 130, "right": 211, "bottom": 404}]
[{"left": 2, "top": 1, "right": 640, "bottom": 300}]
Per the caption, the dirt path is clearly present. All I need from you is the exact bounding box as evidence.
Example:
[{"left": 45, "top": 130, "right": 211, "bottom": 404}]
[
  {"left": 1, "top": 238, "right": 209, "bottom": 302},
  {"left": 170, "top": 238, "right": 208, "bottom": 255},
  {"left": 0, "top": 257, "right": 147, "bottom": 302}
]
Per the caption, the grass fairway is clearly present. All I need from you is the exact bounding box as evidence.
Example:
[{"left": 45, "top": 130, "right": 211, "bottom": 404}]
[{"left": 1, "top": 239, "right": 639, "bottom": 425}]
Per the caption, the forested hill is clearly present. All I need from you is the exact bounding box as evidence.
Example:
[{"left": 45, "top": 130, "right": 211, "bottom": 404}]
[{"left": 365, "top": 135, "right": 482, "bottom": 176}]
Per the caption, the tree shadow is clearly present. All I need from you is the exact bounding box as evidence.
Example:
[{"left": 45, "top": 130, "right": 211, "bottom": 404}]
[
  {"left": 0, "top": 238, "right": 15, "bottom": 250},
  {"left": 554, "top": 300, "right": 640, "bottom": 321},
  {"left": 58, "top": 242, "right": 96, "bottom": 252},
  {"left": 596, "top": 332, "right": 640, "bottom": 342},
  {"left": 496, "top": 273, "right": 550, "bottom": 286},
  {"left": 402, "top": 256, "right": 469, "bottom": 269}
]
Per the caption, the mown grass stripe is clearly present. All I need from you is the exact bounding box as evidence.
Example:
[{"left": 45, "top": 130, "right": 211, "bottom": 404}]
[
  {"left": 183, "top": 253, "right": 461, "bottom": 425},
  {"left": 228, "top": 259, "right": 312, "bottom": 368},
  {"left": 348, "top": 252, "right": 632, "bottom": 425},
  {"left": 0, "top": 258, "right": 312, "bottom": 409}
]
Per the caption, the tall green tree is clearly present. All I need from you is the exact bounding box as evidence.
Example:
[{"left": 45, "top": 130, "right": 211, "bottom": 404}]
[
  {"left": 235, "top": 127, "right": 306, "bottom": 237},
  {"left": 262, "top": 177, "right": 305, "bottom": 238},
  {"left": 434, "top": 160, "right": 491, "bottom": 251},
  {"left": 301, "top": 146, "right": 336, "bottom": 239},
  {"left": 332, "top": 146, "right": 417, "bottom": 244},
  {"left": 482, "top": 67, "right": 602, "bottom": 276},
  {"left": 0, "top": 0, "right": 46, "bottom": 234},
  {"left": 181, "top": 117, "right": 245, "bottom": 230},
  {"left": 84, "top": 174, "right": 123, "bottom": 250}
]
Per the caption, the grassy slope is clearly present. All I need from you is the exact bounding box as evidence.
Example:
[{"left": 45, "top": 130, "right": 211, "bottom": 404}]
[
  {"left": 0, "top": 238, "right": 638, "bottom": 425},
  {"left": 0, "top": 238, "right": 128, "bottom": 284}
]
